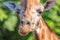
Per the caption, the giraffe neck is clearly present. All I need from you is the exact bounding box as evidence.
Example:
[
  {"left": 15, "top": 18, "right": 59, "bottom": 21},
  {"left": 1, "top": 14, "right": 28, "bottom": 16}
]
[{"left": 33, "top": 16, "right": 59, "bottom": 40}]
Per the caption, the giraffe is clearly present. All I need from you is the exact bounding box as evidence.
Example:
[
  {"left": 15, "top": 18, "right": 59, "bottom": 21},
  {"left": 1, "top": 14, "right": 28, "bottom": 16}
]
[
  {"left": 18, "top": 0, "right": 60, "bottom": 40},
  {"left": 4, "top": 0, "right": 60, "bottom": 40}
]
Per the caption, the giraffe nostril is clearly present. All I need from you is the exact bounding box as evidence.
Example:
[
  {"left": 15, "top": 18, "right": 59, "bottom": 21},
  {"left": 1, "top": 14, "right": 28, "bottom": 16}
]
[{"left": 23, "top": 15, "right": 25, "bottom": 17}]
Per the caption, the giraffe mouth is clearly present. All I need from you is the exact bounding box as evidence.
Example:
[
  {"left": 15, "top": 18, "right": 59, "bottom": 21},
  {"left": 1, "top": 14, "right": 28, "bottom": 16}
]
[{"left": 18, "top": 30, "right": 29, "bottom": 36}]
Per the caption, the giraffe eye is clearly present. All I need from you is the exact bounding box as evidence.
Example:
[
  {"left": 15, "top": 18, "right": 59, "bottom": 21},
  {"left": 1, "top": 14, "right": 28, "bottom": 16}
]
[
  {"left": 36, "top": 9, "right": 42, "bottom": 14},
  {"left": 21, "top": 21, "right": 24, "bottom": 24},
  {"left": 39, "top": 11, "right": 42, "bottom": 14},
  {"left": 23, "top": 15, "right": 25, "bottom": 17},
  {"left": 26, "top": 21, "right": 30, "bottom": 25}
]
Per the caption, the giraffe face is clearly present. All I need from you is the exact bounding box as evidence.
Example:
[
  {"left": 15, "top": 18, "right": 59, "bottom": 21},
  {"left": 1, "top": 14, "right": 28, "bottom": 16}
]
[
  {"left": 18, "top": 0, "right": 56, "bottom": 36},
  {"left": 18, "top": 4, "right": 44, "bottom": 36}
]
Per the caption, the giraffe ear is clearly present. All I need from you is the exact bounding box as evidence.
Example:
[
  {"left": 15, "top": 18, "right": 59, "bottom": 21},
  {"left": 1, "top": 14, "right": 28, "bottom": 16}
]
[
  {"left": 44, "top": 0, "right": 56, "bottom": 11},
  {"left": 4, "top": 2, "right": 17, "bottom": 11}
]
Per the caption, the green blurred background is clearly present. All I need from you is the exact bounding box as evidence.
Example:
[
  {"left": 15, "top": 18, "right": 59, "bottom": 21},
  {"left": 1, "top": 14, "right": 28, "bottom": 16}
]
[{"left": 0, "top": 0, "right": 60, "bottom": 40}]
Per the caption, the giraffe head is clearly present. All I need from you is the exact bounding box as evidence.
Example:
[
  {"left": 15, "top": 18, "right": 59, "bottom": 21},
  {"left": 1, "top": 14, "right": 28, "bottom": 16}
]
[
  {"left": 4, "top": 0, "right": 56, "bottom": 36},
  {"left": 18, "top": 0, "right": 56, "bottom": 36}
]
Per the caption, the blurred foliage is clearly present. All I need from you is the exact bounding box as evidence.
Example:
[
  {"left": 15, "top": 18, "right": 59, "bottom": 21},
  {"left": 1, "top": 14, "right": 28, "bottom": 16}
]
[
  {"left": 0, "top": 0, "right": 60, "bottom": 40},
  {"left": 0, "top": 9, "right": 7, "bottom": 21}
]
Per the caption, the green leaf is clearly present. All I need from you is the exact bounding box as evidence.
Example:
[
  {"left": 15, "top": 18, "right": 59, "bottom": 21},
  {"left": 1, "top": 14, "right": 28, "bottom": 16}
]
[
  {"left": 27, "top": 35, "right": 34, "bottom": 40},
  {"left": 56, "top": 0, "right": 60, "bottom": 5},
  {"left": 3, "top": 15, "right": 18, "bottom": 31},
  {"left": 0, "top": 9, "right": 7, "bottom": 21},
  {"left": 54, "top": 28, "right": 60, "bottom": 34},
  {"left": 46, "top": 20, "right": 55, "bottom": 29}
]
